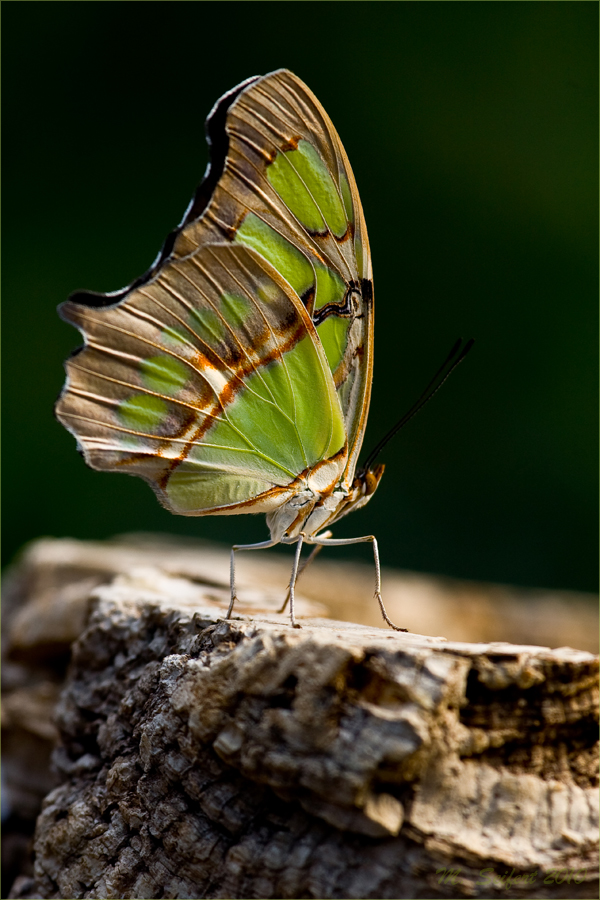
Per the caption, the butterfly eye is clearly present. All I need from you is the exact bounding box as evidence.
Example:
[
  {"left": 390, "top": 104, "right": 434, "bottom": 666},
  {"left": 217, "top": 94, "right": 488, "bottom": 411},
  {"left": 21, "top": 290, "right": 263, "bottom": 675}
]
[{"left": 364, "top": 472, "right": 378, "bottom": 495}]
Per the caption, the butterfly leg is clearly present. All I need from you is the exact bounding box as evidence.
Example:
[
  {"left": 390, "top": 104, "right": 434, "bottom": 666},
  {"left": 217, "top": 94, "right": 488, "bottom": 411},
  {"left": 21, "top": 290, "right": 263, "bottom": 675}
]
[
  {"left": 227, "top": 539, "right": 279, "bottom": 619},
  {"left": 307, "top": 534, "right": 408, "bottom": 632},
  {"left": 277, "top": 531, "right": 332, "bottom": 614},
  {"left": 287, "top": 534, "right": 305, "bottom": 629}
]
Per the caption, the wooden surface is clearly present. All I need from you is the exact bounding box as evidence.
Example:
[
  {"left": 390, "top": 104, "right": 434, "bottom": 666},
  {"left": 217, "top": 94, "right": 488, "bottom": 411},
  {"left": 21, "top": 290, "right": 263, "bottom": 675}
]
[{"left": 3, "top": 535, "right": 599, "bottom": 899}]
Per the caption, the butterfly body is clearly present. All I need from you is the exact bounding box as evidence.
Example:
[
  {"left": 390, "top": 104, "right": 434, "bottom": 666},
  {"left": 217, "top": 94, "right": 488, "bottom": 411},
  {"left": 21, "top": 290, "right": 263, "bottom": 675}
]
[{"left": 57, "top": 69, "right": 401, "bottom": 629}]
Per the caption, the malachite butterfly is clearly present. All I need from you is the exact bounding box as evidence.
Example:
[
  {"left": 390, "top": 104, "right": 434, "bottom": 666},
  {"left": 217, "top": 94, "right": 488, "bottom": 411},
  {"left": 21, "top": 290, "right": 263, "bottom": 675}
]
[{"left": 56, "top": 69, "right": 405, "bottom": 629}]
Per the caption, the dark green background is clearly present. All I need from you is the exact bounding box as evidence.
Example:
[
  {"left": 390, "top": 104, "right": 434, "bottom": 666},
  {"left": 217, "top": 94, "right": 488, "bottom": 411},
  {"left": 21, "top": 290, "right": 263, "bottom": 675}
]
[{"left": 3, "top": 2, "right": 598, "bottom": 592}]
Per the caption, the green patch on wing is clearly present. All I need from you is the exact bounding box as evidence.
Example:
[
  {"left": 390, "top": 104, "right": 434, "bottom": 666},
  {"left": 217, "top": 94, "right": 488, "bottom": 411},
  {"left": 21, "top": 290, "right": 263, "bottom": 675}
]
[
  {"left": 140, "top": 355, "right": 189, "bottom": 395},
  {"left": 190, "top": 307, "right": 226, "bottom": 345},
  {"left": 314, "top": 263, "right": 345, "bottom": 311},
  {"left": 220, "top": 292, "right": 253, "bottom": 329},
  {"left": 235, "top": 213, "right": 351, "bottom": 380},
  {"left": 118, "top": 394, "right": 168, "bottom": 432},
  {"left": 235, "top": 213, "right": 313, "bottom": 297},
  {"left": 267, "top": 140, "right": 347, "bottom": 238},
  {"left": 166, "top": 469, "right": 278, "bottom": 513},
  {"left": 235, "top": 214, "right": 346, "bottom": 312},
  {"left": 316, "top": 316, "right": 350, "bottom": 374}
]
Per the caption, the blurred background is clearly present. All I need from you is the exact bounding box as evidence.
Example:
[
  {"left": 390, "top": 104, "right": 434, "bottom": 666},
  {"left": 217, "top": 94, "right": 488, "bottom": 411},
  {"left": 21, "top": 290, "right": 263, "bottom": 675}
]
[
  {"left": 2, "top": 9, "right": 598, "bottom": 887},
  {"left": 3, "top": 1, "right": 598, "bottom": 594}
]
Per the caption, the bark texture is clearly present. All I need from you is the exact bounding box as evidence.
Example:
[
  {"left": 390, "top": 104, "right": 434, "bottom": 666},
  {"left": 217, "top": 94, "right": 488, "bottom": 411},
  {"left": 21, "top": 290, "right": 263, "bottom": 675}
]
[{"left": 3, "top": 536, "right": 599, "bottom": 899}]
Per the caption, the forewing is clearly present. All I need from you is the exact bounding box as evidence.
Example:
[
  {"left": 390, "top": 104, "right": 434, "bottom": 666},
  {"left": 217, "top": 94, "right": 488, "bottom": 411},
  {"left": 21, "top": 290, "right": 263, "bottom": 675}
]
[
  {"left": 56, "top": 244, "right": 346, "bottom": 516},
  {"left": 173, "top": 70, "right": 373, "bottom": 487}
]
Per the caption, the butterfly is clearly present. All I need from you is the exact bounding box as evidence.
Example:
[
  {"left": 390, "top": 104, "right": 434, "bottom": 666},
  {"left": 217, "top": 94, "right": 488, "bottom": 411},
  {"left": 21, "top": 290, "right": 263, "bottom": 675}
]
[{"left": 56, "top": 70, "right": 404, "bottom": 629}]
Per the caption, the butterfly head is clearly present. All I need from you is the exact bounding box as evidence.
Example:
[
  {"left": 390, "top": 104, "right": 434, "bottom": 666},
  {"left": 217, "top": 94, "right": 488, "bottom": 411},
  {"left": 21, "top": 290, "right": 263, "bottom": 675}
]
[
  {"left": 357, "top": 463, "right": 385, "bottom": 497},
  {"left": 347, "top": 463, "right": 385, "bottom": 512}
]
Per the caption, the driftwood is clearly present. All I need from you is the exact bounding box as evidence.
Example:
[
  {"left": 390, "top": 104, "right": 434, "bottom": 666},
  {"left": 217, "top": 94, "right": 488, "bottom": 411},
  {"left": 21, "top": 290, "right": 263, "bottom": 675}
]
[{"left": 3, "top": 535, "right": 599, "bottom": 899}]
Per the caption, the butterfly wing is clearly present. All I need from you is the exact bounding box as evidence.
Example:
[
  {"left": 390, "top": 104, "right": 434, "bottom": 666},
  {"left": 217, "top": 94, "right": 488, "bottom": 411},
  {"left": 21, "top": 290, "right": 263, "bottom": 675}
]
[
  {"left": 56, "top": 244, "right": 347, "bottom": 516},
  {"left": 81, "top": 69, "right": 372, "bottom": 490}
]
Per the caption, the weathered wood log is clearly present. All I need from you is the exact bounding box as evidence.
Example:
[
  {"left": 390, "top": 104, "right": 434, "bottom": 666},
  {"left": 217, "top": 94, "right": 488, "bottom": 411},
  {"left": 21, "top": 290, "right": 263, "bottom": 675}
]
[{"left": 3, "top": 536, "right": 598, "bottom": 899}]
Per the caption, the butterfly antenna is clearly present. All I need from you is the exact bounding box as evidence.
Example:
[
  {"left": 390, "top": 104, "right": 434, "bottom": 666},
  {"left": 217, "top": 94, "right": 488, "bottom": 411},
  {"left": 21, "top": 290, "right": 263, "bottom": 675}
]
[{"left": 361, "top": 338, "right": 474, "bottom": 472}]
